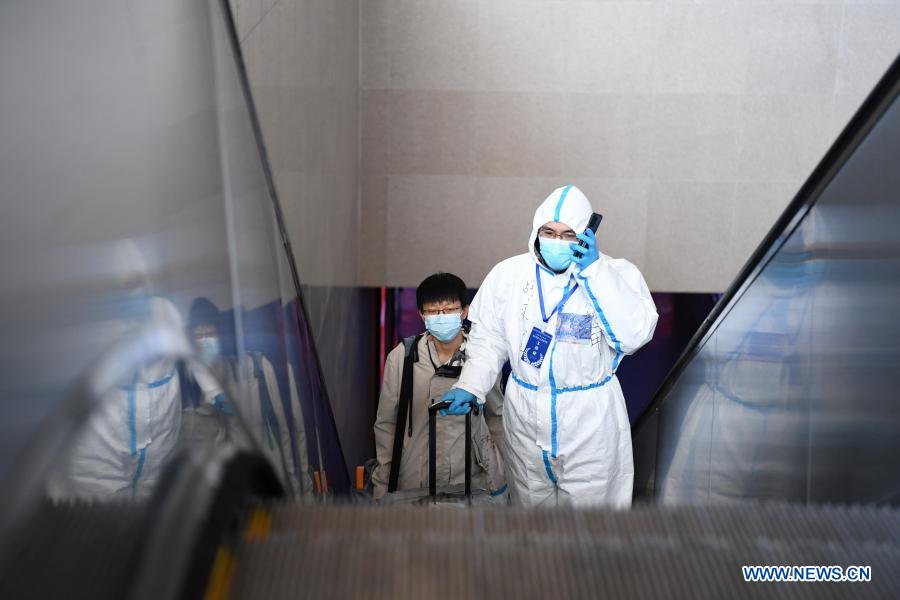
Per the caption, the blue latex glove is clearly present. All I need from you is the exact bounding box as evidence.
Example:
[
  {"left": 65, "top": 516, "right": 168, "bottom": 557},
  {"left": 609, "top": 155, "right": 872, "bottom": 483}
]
[
  {"left": 212, "top": 394, "right": 235, "bottom": 416},
  {"left": 440, "top": 388, "right": 477, "bottom": 416},
  {"left": 570, "top": 229, "right": 599, "bottom": 270}
]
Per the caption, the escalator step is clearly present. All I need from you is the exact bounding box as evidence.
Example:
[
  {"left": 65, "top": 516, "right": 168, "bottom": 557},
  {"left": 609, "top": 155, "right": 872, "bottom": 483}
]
[
  {"left": 0, "top": 500, "right": 147, "bottom": 600},
  {"left": 230, "top": 502, "right": 900, "bottom": 599}
]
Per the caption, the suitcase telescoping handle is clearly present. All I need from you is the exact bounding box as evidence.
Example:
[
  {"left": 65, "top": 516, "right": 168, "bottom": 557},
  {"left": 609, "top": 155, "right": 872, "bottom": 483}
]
[{"left": 428, "top": 399, "right": 479, "bottom": 504}]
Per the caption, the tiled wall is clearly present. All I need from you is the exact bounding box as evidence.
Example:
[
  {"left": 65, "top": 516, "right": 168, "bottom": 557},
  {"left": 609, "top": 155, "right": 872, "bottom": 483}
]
[{"left": 360, "top": 0, "right": 900, "bottom": 292}]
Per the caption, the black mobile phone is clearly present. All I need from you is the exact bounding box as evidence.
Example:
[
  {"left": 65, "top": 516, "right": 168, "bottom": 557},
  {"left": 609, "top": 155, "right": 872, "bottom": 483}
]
[{"left": 574, "top": 213, "right": 603, "bottom": 258}]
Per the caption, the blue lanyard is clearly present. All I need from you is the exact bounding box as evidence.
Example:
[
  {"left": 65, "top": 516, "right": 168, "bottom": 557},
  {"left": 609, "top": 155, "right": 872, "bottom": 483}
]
[{"left": 535, "top": 263, "right": 578, "bottom": 323}]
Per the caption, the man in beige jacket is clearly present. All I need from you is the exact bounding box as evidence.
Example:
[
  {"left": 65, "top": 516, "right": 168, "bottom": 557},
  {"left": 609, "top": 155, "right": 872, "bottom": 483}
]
[{"left": 372, "top": 273, "right": 507, "bottom": 501}]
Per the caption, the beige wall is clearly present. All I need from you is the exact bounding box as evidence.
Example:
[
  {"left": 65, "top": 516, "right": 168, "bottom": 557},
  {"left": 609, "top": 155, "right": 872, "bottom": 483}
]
[{"left": 360, "top": 0, "right": 900, "bottom": 292}]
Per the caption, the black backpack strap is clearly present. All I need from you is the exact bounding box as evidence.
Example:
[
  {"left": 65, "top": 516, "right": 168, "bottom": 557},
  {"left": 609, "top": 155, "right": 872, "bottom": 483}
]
[
  {"left": 387, "top": 334, "right": 422, "bottom": 493},
  {"left": 176, "top": 359, "right": 201, "bottom": 410}
]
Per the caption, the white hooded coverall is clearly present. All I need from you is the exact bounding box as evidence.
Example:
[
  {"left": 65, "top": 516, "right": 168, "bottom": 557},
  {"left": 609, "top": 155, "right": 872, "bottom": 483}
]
[
  {"left": 455, "top": 185, "right": 658, "bottom": 507},
  {"left": 49, "top": 297, "right": 184, "bottom": 500}
]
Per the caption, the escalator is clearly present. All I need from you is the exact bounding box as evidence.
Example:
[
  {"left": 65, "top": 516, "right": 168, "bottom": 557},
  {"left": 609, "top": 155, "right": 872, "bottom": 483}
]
[
  {"left": 2, "top": 0, "right": 900, "bottom": 597},
  {"left": 0, "top": 501, "right": 147, "bottom": 599},
  {"left": 631, "top": 52, "right": 900, "bottom": 508},
  {"left": 225, "top": 502, "right": 900, "bottom": 599},
  {"left": 6, "top": 463, "right": 900, "bottom": 599}
]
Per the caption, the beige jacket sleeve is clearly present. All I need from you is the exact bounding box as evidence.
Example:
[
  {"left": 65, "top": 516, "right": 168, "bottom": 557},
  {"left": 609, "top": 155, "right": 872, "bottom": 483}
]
[
  {"left": 371, "top": 344, "right": 404, "bottom": 500},
  {"left": 483, "top": 376, "right": 506, "bottom": 464}
]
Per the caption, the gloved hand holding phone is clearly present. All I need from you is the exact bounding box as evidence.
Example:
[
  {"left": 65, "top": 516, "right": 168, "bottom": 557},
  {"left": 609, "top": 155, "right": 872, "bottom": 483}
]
[{"left": 571, "top": 228, "right": 599, "bottom": 269}]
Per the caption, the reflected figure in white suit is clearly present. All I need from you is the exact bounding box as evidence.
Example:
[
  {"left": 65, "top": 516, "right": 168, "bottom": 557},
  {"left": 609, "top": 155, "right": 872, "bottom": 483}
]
[
  {"left": 50, "top": 240, "right": 184, "bottom": 500},
  {"left": 185, "top": 297, "right": 313, "bottom": 498}
]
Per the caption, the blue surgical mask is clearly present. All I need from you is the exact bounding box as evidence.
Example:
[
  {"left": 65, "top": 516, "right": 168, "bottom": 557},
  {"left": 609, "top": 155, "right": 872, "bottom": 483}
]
[
  {"left": 114, "top": 287, "right": 152, "bottom": 322},
  {"left": 196, "top": 337, "right": 221, "bottom": 365},
  {"left": 425, "top": 313, "right": 462, "bottom": 343},
  {"left": 539, "top": 238, "right": 574, "bottom": 271}
]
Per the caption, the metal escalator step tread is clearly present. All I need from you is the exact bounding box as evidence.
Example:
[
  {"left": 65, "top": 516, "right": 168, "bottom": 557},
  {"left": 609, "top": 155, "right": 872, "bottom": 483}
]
[
  {"left": 230, "top": 502, "right": 900, "bottom": 599},
  {"left": 0, "top": 500, "right": 146, "bottom": 600}
]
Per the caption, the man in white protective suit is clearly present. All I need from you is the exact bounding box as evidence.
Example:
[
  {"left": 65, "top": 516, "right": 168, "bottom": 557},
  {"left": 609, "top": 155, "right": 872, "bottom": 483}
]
[{"left": 440, "top": 185, "right": 658, "bottom": 507}]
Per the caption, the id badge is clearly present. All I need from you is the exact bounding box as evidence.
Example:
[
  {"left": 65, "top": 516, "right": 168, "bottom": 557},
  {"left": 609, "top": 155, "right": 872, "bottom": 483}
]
[
  {"left": 557, "top": 312, "right": 592, "bottom": 345},
  {"left": 521, "top": 327, "right": 553, "bottom": 368}
]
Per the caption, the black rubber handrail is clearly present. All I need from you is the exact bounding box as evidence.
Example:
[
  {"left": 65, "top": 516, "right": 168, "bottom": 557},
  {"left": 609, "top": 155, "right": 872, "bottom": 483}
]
[
  {"left": 0, "top": 325, "right": 193, "bottom": 572},
  {"left": 632, "top": 53, "right": 900, "bottom": 436}
]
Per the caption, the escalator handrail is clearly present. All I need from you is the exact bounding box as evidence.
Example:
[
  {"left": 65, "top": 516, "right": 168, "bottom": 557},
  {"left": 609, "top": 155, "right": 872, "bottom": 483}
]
[
  {"left": 0, "top": 325, "right": 193, "bottom": 570},
  {"left": 632, "top": 52, "right": 900, "bottom": 435}
]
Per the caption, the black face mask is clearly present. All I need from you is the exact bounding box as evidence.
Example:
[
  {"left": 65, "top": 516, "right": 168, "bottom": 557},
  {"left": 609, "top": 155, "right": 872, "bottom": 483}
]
[
  {"left": 425, "top": 337, "right": 464, "bottom": 378},
  {"left": 433, "top": 364, "right": 462, "bottom": 379}
]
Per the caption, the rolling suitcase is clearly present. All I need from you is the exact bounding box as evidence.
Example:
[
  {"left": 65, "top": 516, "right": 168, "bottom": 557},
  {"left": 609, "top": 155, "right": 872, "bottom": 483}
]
[
  {"left": 379, "top": 400, "right": 502, "bottom": 506},
  {"left": 428, "top": 399, "right": 475, "bottom": 504}
]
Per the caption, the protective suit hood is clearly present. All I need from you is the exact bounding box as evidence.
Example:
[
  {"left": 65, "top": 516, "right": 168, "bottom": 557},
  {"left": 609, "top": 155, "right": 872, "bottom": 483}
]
[{"left": 528, "top": 185, "right": 594, "bottom": 270}]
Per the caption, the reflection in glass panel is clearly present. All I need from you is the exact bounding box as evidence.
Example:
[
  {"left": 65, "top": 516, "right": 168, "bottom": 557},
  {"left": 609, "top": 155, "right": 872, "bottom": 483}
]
[
  {"left": 0, "top": 0, "right": 357, "bottom": 592},
  {"left": 276, "top": 247, "right": 322, "bottom": 498},
  {"left": 0, "top": 0, "right": 351, "bottom": 519},
  {"left": 45, "top": 283, "right": 189, "bottom": 501},
  {"left": 645, "top": 71, "right": 900, "bottom": 507},
  {"left": 194, "top": 0, "right": 340, "bottom": 498},
  {"left": 282, "top": 289, "right": 351, "bottom": 495}
]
